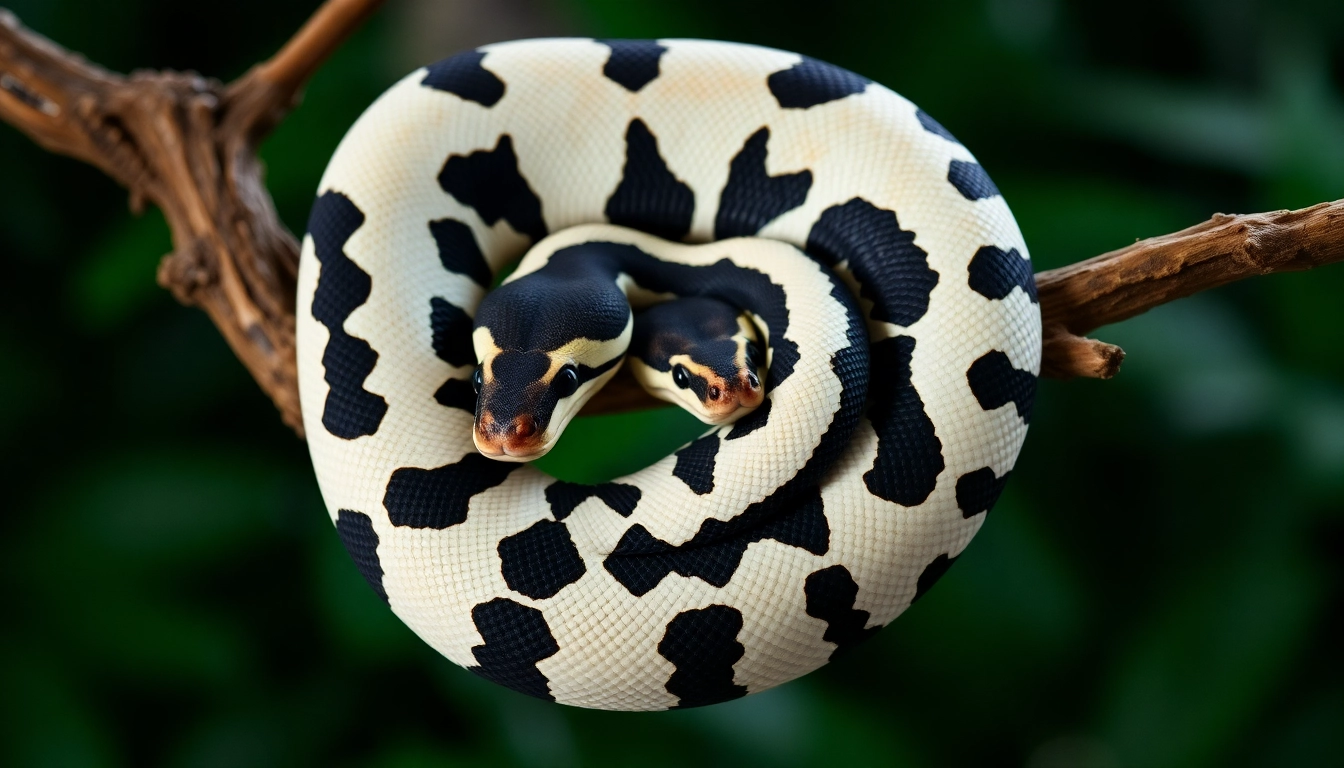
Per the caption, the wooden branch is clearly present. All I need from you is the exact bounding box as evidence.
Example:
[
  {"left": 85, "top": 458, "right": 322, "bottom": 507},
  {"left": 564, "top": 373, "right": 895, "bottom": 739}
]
[
  {"left": 230, "top": 0, "right": 386, "bottom": 137},
  {"left": 1036, "top": 200, "right": 1344, "bottom": 378},
  {"left": 0, "top": 0, "right": 385, "bottom": 435},
  {"left": 2, "top": 3, "right": 1342, "bottom": 431}
]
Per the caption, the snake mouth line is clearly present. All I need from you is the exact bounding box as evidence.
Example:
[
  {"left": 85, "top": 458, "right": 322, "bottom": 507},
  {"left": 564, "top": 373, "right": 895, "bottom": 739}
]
[
  {"left": 473, "top": 433, "right": 553, "bottom": 462},
  {"left": 477, "top": 445, "right": 550, "bottom": 462}
]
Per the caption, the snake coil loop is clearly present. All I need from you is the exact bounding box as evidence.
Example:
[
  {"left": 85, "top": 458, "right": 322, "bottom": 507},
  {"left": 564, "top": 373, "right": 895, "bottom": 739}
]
[{"left": 298, "top": 39, "right": 1040, "bottom": 711}]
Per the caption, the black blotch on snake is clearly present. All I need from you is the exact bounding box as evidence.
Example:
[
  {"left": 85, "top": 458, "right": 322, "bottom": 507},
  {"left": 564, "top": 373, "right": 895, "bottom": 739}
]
[
  {"left": 672, "top": 434, "right": 719, "bottom": 495},
  {"left": 658, "top": 605, "right": 748, "bottom": 708},
  {"left": 967, "top": 351, "right": 1036, "bottom": 422},
  {"left": 807, "top": 197, "right": 940, "bottom": 328},
  {"left": 600, "top": 40, "right": 667, "bottom": 92},
  {"left": 308, "top": 190, "right": 388, "bottom": 439},
  {"left": 715, "top": 127, "right": 812, "bottom": 239},
  {"left": 805, "top": 565, "right": 879, "bottom": 660},
  {"left": 439, "top": 135, "right": 547, "bottom": 242},
  {"left": 384, "top": 454, "right": 521, "bottom": 529},
  {"left": 498, "top": 520, "right": 587, "bottom": 600},
  {"left": 468, "top": 598, "right": 560, "bottom": 701},
  {"left": 947, "top": 159, "right": 1001, "bottom": 201},
  {"left": 968, "top": 245, "right": 1036, "bottom": 303},
  {"left": 430, "top": 217, "right": 493, "bottom": 288},
  {"left": 862, "top": 335, "right": 944, "bottom": 507},
  {"left": 421, "top": 49, "right": 506, "bottom": 107},
  {"left": 335, "top": 509, "right": 387, "bottom": 604},
  {"left": 429, "top": 297, "right": 477, "bottom": 414},
  {"left": 956, "top": 467, "right": 1011, "bottom": 519},
  {"left": 434, "top": 378, "right": 477, "bottom": 413},
  {"left": 603, "top": 486, "right": 829, "bottom": 596},
  {"left": 767, "top": 56, "right": 869, "bottom": 109},
  {"left": 545, "top": 481, "right": 641, "bottom": 520},
  {"left": 605, "top": 119, "right": 695, "bottom": 241},
  {"left": 725, "top": 397, "right": 772, "bottom": 440},
  {"left": 430, "top": 297, "right": 476, "bottom": 368}
]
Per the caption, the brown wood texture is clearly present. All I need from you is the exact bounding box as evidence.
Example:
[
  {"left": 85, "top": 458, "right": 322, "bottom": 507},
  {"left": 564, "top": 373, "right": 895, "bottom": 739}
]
[
  {"left": 2, "top": 1, "right": 1342, "bottom": 432},
  {"left": 0, "top": 0, "right": 386, "bottom": 436},
  {"left": 1035, "top": 200, "right": 1344, "bottom": 379}
]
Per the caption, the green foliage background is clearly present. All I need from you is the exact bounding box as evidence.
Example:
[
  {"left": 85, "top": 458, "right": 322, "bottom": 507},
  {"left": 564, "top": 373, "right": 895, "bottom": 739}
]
[{"left": 1, "top": 1, "right": 1342, "bottom": 765}]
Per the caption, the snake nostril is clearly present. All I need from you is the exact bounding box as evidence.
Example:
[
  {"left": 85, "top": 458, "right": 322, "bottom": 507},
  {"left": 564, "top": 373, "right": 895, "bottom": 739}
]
[
  {"left": 708, "top": 386, "right": 721, "bottom": 401},
  {"left": 511, "top": 415, "right": 536, "bottom": 440}
]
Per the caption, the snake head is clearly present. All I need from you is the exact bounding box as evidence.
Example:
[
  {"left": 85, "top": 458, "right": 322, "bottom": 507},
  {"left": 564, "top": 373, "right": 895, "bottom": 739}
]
[
  {"left": 629, "top": 298, "right": 767, "bottom": 425},
  {"left": 469, "top": 262, "right": 632, "bottom": 461},
  {"left": 470, "top": 328, "right": 627, "bottom": 462}
]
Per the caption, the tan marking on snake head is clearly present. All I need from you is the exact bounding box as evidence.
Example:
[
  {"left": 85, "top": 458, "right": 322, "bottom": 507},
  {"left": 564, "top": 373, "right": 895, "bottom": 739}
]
[{"left": 471, "top": 320, "right": 630, "bottom": 461}]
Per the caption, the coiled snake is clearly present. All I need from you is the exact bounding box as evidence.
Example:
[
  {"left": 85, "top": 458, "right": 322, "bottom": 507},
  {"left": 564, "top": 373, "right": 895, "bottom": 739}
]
[{"left": 297, "top": 39, "right": 1040, "bottom": 711}]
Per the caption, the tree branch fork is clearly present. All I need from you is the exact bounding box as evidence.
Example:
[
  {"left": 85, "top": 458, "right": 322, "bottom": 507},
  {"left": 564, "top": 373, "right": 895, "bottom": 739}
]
[{"left": 2, "top": 0, "right": 1341, "bottom": 435}]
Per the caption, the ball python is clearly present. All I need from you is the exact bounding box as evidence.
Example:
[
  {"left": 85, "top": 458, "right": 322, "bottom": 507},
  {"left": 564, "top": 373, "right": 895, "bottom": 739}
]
[{"left": 297, "top": 38, "right": 1041, "bottom": 711}]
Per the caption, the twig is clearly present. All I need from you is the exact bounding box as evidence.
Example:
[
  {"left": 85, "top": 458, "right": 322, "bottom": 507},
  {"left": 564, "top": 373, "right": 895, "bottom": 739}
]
[
  {"left": 1, "top": 2, "right": 1341, "bottom": 431},
  {"left": 231, "top": 0, "right": 386, "bottom": 136},
  {"left": 1036, "top": 200, "right": 1344, "bottom": 378},
  {"left": 254, "top": 0, "right": 384, "bottom": 95}
]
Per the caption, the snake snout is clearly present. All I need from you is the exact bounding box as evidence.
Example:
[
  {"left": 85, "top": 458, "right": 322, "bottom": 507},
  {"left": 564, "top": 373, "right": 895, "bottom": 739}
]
[
  {"left": 737, "top": 370, "right": 765, "bottom": 408},
  {"left": 474, "top": 412, "right": 545, "bottom": 460},
  {"left": 696, "top": 371, "right": 765, "bottom": 422}
]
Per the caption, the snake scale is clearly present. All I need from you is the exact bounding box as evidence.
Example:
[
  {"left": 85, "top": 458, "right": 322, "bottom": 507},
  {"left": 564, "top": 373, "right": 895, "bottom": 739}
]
[{"left": 297, "top": 39, "right": 1041, "bottom": 711}]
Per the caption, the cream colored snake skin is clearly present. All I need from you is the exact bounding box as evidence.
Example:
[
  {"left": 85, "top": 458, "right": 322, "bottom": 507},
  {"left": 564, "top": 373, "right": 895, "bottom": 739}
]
[{"left": 296, "top": 39, "right": 1041, "bottom": 711}]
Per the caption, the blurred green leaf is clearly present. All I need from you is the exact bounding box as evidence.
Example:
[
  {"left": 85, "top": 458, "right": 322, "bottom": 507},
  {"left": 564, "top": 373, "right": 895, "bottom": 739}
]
[
  {"left": 1098, "top": 551, "right": 1321, "bottom": 768},
  {"left": 1260, "top": 690, "right": 1344, "bottom": 767},
  {"left": 37, "top": 450, "right": 296, "bottom": 566},
  {"left": 0, "top": 331, "right": 57, "bottom": 440},
  {"left": 0, "top": 647, "right": 116, "bottom": 768}
]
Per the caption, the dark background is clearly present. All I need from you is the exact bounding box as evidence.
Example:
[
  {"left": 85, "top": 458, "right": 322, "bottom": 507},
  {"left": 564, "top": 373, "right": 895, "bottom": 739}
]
[{"left": 2, "top": 0, "right": 1342, "bottom": 766}]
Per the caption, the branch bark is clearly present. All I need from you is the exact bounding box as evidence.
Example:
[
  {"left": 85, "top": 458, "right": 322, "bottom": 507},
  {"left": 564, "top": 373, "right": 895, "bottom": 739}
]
[
  {"left": 0, "top": 0, "right": 385, "bottom": 436},
  {"left": 1, "top": 1, "right": 1341, "bottom": 431},
  {"left": 1035, "top": 200, "right": 1344, "bottom": 379}
]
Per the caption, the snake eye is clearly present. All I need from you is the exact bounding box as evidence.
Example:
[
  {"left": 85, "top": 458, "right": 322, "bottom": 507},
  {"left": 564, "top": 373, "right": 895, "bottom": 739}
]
[
  {"left": 472, "top": 366, "right": 483, "bottom": 394},
  {"left": 672, "top": 364, "right": 690, "bottom": 389},
  {"left": 553, "top": 365, "right": 580, "bottom": 398}
]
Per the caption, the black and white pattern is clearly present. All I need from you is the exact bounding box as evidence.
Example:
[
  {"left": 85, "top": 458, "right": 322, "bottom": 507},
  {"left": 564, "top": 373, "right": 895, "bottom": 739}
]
[{"left": 296, "top": 39, "right": 1040, "bottom": 711}]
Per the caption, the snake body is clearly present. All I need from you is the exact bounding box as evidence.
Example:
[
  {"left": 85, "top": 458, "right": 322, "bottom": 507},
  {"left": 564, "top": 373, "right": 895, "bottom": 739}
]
[{"left": 297, "top": 39, "right": 1041, "bottom": 711}]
